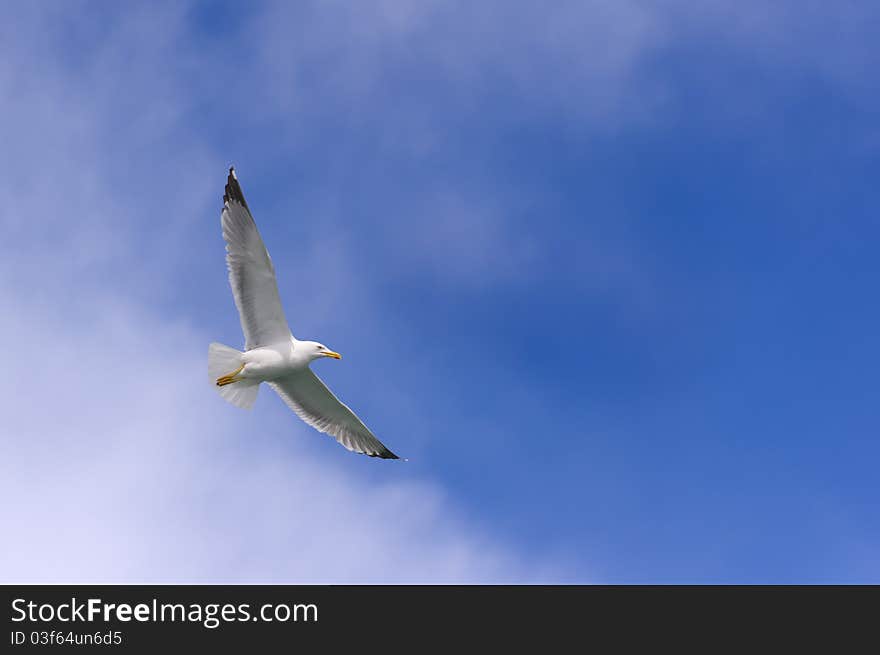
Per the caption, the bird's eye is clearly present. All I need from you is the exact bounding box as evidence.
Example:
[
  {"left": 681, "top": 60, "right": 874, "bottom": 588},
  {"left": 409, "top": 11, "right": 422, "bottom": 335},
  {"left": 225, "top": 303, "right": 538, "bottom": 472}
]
[{"left": 318, "top": 345, "right": 324, "bottom": 349}]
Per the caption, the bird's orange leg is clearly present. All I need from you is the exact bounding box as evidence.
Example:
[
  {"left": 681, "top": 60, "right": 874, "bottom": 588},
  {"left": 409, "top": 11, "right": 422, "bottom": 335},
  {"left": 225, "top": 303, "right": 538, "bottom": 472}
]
[{"left": 216, "top": 363, "right": 245, "bottom": 386}]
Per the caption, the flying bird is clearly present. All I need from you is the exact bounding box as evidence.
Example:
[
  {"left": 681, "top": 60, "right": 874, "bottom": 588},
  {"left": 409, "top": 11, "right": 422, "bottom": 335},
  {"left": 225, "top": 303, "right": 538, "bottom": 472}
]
[{"left": 208, "top": 167, "right": 400, "bottom": 459}]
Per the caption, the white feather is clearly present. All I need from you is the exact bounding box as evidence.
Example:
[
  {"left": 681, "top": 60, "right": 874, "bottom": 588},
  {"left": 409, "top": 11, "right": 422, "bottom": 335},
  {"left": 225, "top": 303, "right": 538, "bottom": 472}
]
[
  {"left": 221, "top": 174, "right": 293, "bottom": 350},
  {"left": 269, "top": 370, "right": 398, "bottom": 459},
  {"left": 208, "top": 342, "right": 259, "bottom": 409}
]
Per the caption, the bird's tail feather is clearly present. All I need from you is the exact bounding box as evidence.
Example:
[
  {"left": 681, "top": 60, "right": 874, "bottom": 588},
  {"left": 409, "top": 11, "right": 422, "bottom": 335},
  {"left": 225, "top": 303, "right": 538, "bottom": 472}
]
[{"left": 208, "top": 342, "right": 259, "bottom": 409}]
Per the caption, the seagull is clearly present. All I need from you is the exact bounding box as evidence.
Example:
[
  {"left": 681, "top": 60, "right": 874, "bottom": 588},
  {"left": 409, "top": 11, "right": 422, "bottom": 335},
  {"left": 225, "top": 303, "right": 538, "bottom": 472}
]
[{"left": 208, "top": 167, "right": 400, "bottom": 459}]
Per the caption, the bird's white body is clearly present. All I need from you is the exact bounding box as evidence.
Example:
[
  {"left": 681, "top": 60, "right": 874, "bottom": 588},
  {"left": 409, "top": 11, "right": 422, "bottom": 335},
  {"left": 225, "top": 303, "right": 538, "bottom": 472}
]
[
  {"left": 209, "top": 168, "right": 399, "bottom": 459},
  {"left": 235, "top": 338, "right": 337, "bottom": 381},
  {"left": 239, "top": 339, "right": 297, "bottom": 381}
]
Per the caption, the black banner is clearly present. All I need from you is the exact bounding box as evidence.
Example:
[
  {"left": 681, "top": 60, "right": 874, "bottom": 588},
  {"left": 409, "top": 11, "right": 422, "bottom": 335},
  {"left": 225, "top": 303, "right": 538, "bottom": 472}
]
[{"left": 1, "top": 585, "right": 875, "bottom": 650}]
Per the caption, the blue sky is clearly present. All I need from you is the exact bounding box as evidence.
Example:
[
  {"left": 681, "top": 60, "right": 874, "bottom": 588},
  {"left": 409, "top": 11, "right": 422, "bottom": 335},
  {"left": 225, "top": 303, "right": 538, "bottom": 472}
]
[{"left": 1, "top": 1, "right": 878, "bottom": 582}]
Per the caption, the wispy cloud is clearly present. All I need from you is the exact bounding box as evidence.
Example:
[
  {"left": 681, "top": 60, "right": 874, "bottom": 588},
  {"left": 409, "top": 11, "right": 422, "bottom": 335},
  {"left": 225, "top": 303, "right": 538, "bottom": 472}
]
[
  {"left": 250, "top": 0, "right": 666, "bottom": 126},
  {"left": 0, "top": 289, "right": 559, "bottom": 582},
  {"left": 0, "top": 0, "right": 570, "bottom": 583}
]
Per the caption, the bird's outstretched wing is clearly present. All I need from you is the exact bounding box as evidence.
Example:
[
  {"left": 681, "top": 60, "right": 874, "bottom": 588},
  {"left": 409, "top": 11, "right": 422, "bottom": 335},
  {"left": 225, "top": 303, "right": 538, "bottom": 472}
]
[
  {"left": 268, "top": 370, "right": 399, "bottom": 459},
  {"left": 222, "top": 167, "right": 293, "bottom": 349}
]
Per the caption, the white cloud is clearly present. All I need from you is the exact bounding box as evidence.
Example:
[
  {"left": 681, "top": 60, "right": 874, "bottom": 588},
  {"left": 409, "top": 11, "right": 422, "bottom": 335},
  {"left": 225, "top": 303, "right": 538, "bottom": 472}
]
[
  {"left": 250, "top": 0, "right": 667, "bottom": 131},
  {"left": 0, "top": 1, "right": 567, "bottom": 584},
  {"left": 0, "top": 289, "right": 555, "bottom": 582}
]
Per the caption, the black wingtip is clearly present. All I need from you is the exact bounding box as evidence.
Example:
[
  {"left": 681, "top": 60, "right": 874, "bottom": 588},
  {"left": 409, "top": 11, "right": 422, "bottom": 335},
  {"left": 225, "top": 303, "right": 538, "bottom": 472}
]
[
  {"left": 223, "top": 166, "right": 250, "bottom": 212},
  {"left": 369, "top": 448, "right": 401, "bottom": 460}
]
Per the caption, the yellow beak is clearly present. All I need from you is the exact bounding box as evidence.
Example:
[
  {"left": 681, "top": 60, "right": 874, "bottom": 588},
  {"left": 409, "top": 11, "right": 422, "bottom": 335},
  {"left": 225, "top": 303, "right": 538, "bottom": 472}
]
[{"left": 322, "top": 350, "right": 342, "bottom": 360}]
